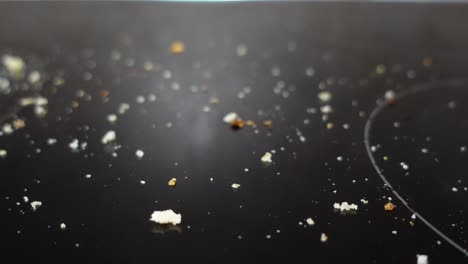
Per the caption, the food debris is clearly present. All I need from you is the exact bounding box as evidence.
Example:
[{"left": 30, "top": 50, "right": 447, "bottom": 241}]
[
  {"left": 0, "top": 149, "right": 7, "bottom": 158},
  {"left": 375, "top": 64, "right": 386, "bottom": 75},
  {"left": 360, "top": 199, "right": 369, "bottom": 205},
  {"left": 23, "top": 196, "right": 29, "bottom": 203},
  {"left": 168, "top": 178, "right": 177, "bottom": 187},
  {"left": 47, "top": 138, "right": 57, "bottom": 145},
  {"left": 170, "top": 41, "right": 185, "bottom": 54},
  {"left": 18, "top": 97, "right": 48, "bottom": 107},
  {"left": 150, "top": 209, "right": 182, "bottom": 225},
  {"left": 416, "top": 254, "right": 429, "bottom": 264},
  {"left": 451, "top": 187, "right": 458, "bottom": 192},
  {"left": 140, "top": 180, "right": 146, "bottom": 185},
  {"left": 60, "top": 223, "right": 66, "bottom": 230},
  {"left": 318, "top": 91, "right": 332, "bottom": 103},
  {"left": 400, "top": 162, "right": 409, "bottom": 170},
  {"left": 385, "top": 90, "right": 396, "bottom": 104},
  {"left": 68, "top": 139, "right": 79, "bottom": 151},
  {"left": 246, "top": 120, "right": 255, "bottom": 127},
  {"left": 135, "top": 149, "right": 144, "bottom": 159},
  {"left": 333, "top": 202, "right": 358, "bottom": 212},
  {"left": 2, "top": 55, "right": 25, "bottom": 78},
  {"left": 230, "top": 118, "right": 245, "bottom": 130},
  {"left": 107, "top": 114, "right": 118, "bottom": 123},
  {"left": 261, "top": 152, "right": 273, "bottom": 163},
  {"left": 384, "top": 202, "right": 396, "bottom": 212},
  {"left": 263, "top": 120, "right": 273, "bottom": 129},
  {"left": 101, "top": 130, "right": 116, "bottom": 144},
  {"left": 320, "top": 233, "right": 328, "bottom": 242},
  {"left": 28, "top": 71, "right": 41, "bottom": 84},
  {"left": 306, "top": 218, "right": 315, "bottom": 226},
  {"left": 85, "top": 174, "right": 92, "bottom": 179},
  {"left": 223, "top": 112, "right": 239, "bottom": 123},
  {"left": 231, "top": 183, "right": 241, "bottom": 189},
  {"left": 117, "top": 103, "right": 130, "bottom": 114},
  {"left": 320, "top": 105, "right": 333, "bottom": 114},
  {"left": 30, "top": 201, "right": 42, "bottom": 211}
]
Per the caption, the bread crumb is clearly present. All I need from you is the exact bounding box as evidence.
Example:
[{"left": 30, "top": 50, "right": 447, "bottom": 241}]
[
  {"left": 320, "top": 233, "right": 328, "bottom": 242},
  {"left": 0, "top": 149, "right": 7, "bottom": 158},
  {"left": 231, "top": 183, "right": 241, "bottom": 189},
  {"left": 263, "top": 120, "right": 273, "bottom": 129},
  {"left": 416, "top": 254, "right": 428, "bottom": 264},
  {"left": 60, "top": 223, "right": 66, "bottom": 230},
  {"left": 170, "top": 41, "right": 185, "bottom": 54},
  {"left": 261, "top": 152, "right": 273, "bottom": 163},
  {"left": 384, "top": 202, "right": 396, "bottom": 212},
  {"left": 333, "top": 202, "right": 358, "bottom": 212},
  {"left": 168, "top": 178, "right": 177, "bottom": 187},
  {"left": 135, "top": 149, "right": 144, "bottom": 159},
  {"left": 30, "top": 201, "right": 42, "bottom": 211},
  {"left": 150, "top": 209, "right": 181, "bottom": 225},
  {"left": 306, "top": 218, "right": 315, "bottom": 226},
  {"left": 101, "top": 130, "right": 116, "bottom": 144}
]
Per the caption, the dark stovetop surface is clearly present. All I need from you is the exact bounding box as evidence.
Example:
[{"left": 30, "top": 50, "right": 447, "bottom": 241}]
[{"left": 1, "top": 2, "right": 468, "bottom": 263}]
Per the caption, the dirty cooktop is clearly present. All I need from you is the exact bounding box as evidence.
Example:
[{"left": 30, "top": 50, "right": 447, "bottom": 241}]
[{"left": 1, "top": 2, "right": 468, "bottom": 263}]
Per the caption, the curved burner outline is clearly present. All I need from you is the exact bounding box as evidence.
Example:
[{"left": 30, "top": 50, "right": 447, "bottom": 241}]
[{"left": 364, "top": 79, "right": 468, "bottom": 257}]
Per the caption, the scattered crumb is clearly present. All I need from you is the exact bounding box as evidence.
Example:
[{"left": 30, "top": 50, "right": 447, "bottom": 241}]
[
  {"left": 320, "top": 233, "right": 328, "bottom": 242},
  {"left": 400, "top": 162, "right": 409, "bottom": 170},
  {"left": 263, "top": 120, "right": 273, "bottom": 129},
  {"left": 47, "top": 138, "right": 57, "bottom": 145},
  {"left": 101, "top": 130, "right": 116, "bottom": 144},
  {"left": 384, "top": 202, "right": 396, "bottom": 212},
  {"left": 2, "top": 55, "right": 25, "bottom": 78},
  {"left": 135, "top": 149, "right": 144, "bottom": 159},
  {"left": 117, "top": 103, "right": 130, "bottom": 114},
  {"left": 68, "top": 139, "right": 79, "bottom": 151},
  {"left": 0, "top": 149, "right": 7, "bottom": 158},
  {"left": 150, "top": 209, "right": 181, "bottom": 225},
  {"left": 168, "top": 178, "right": 177, "bottom": 187},
  {"left": 30, "top": 201, "right": 42, "bottom": 211},
  {"left": 231, "top": 183, "right": 241, "bottom": 189},
  {"left": 85, "top": 174, "right": 92, "bottom": 179},
  {"left": 452, "top": 187, "right": 458, "bottom": 192},
  {"left": 333, "top": 202, "right": 358, "bottom": 212},
  {"left": 170, "top": 41, "right": 185, "bottom": 54},
  {"left": 60, "top": 223, "right": 66, "bottom": 230},
  {"left": 23, "top": 196, "right": 29, "bottom": 203},
  {"left": 360, "top": 199, "right": 369, "bottom": 205},
  {"left": 318, "top": 91, "right": 332, "bottom": 103},
  {"left": 306, "top": 218, "right": 315, "bottom": 226},
  {"left": 107, "top": 114, "right": 117, "bottom": 123},
  {"left": 140, "top": 180, "right": 146, "bottom": 185},
  {"left": 384, "top": 90, "right": 396, "bottom": 104},
  {"left": 416, "top": 254, "right": 429, "bottom": 264},
  {"left": 261, "top": 152, "right": 273, "bottom": 163},
  {"left": 392, "top": 230, "right": 397, "bottom": 235}
]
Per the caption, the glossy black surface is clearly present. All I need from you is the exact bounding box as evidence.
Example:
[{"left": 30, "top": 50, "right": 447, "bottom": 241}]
[{"left": 0, "top": 2, "right": 468, "bottom": 263}]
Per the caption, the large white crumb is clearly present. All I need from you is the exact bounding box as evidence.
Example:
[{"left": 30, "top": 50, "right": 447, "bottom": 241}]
[
  {"left": 416, "top": 254, "right": 428, "bottom": 264},
  {"left": 0, "top": 149, "right": 7, "bottom": 158},
  {"left": 107, "top": 114, "right": 118, "bottom": 123},
  {"left": 135, "top": 149, "right": 144, "bottom": 159},
  {"left": 60, "top": 223, "right": 66, "bottom": 230},
  {"left": 30, "top": 201, "right": 42, "bottom": 211},
  {"left": 149, "top": 209, "right": 182, "bottom": 225},
  {"left": 2, "top": 55, "right": 25, "bottom": 78},
  {"left": 317, "top": 91, "right": 332, "bottom": 103},
  {"left": 101, "top": 130, "right": 116, "bottom": 144},
  {"left": 306, "top": 218, "right": 315, "bottom": 226},
  {"left": 231, "top": 183, "right": 241, "bottom": 189},
  {"left": 334, "top": 202, "right": 358, "bottom": 212},
  {"left": 223, "top": 112, "right": 239, "bottom": 123},
  {"left": 68, "top": 139, "right": 79, "bottom": 151},
  {"left": 320, "top": 233, "right": 328, "bottom": 242},
  {"left": 28, "top": 71, "right": 41, "bottom": 84},
  {"left": 261, "top": 152, "right": 273, "bottom": 163},
  {"left": 18, "top": 97, "right": 48, "bottom": 107},
  {"left": 117, "top": 103, "right": 130, "bottom": 114}
]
